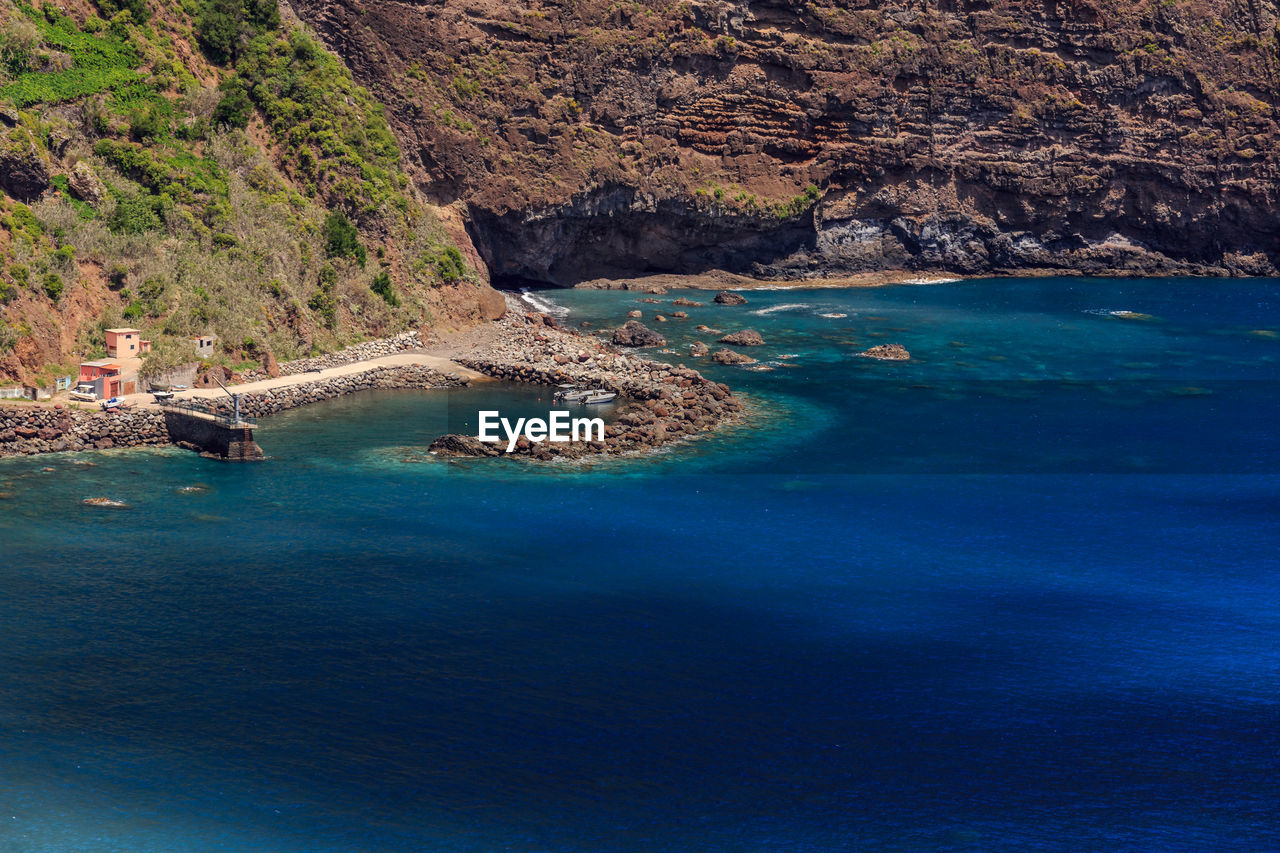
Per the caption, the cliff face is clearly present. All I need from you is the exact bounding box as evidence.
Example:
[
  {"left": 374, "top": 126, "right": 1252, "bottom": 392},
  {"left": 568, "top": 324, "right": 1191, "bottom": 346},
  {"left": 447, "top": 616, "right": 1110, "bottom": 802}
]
[{"left": 290, "top": 0, "right": 1280, "bottom": 285}]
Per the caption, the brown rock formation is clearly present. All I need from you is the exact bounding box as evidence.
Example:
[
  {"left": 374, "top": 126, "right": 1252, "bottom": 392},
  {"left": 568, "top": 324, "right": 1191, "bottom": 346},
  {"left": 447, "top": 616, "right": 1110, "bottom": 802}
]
[
  {"left": 718, "top": 329, "right": 765, "bottom": 346},
  {"left": 861, "top": 343, "right": 910, "bottom": 361},
  {"left": 291, "top": 0, "right": 1280, "bottom": 284},
  {"left": 0, "top": 129, "right": 50, "bottom": 201},
  {"left": 713, "top": 348, "right": 756, "bottom": 365},
  {"left": 67, "top": 161, "right": 105, "bottom": 206},
  {"left": 612, "top": 320, "right": 666, "bottom": 347}
]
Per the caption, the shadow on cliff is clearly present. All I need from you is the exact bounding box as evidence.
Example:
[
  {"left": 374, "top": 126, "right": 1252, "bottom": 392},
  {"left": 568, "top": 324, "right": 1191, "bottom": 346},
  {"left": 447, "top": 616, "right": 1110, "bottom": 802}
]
[{"left": 467, "top": 187, "right": 819, "bottom": 287}]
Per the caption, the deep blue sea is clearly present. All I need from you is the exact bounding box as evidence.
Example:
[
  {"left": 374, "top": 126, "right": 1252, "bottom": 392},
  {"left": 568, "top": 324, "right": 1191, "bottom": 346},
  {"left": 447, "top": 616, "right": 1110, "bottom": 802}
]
[{"left": 1, "top": 278, "right": 1278, "bottom": 851}]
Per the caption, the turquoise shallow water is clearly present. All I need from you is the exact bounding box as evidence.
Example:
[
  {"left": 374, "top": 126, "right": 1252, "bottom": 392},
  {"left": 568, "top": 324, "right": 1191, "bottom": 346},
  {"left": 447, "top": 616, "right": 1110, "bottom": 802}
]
[{"left": 0, "top": 278, "right": 1278, "bottom": 851}]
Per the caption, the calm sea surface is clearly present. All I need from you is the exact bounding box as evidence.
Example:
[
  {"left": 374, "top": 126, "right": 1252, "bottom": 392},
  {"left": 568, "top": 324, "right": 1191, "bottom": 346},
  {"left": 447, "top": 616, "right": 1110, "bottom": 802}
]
[{"left": 1, "top": 278, "right": 1277, "bottom": 851}]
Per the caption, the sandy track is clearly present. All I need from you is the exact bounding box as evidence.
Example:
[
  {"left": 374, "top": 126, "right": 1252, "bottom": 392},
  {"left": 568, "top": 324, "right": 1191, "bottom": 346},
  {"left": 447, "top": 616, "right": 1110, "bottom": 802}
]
[{"left": 120, "top": 351, "right": 485, "bottom": 410}]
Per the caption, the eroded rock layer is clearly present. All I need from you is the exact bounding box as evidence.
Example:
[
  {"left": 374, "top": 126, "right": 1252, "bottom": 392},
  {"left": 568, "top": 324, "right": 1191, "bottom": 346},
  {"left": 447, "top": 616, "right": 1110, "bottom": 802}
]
[{"left": 290, "top": 0, "right": 1280, "bottom": 283}]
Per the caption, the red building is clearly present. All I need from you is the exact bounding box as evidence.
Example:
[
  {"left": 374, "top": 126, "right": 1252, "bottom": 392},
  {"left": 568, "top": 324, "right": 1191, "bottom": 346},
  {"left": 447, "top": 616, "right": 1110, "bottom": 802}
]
[{"left": 78, "top": 360, "right": 127, "bottom": 399}]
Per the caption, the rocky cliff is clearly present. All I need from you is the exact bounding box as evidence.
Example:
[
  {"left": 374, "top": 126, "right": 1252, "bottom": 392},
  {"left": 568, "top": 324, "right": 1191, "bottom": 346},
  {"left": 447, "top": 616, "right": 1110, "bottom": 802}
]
[{"left": 290, "top": 0, "right": 1280, "bottom": 284}]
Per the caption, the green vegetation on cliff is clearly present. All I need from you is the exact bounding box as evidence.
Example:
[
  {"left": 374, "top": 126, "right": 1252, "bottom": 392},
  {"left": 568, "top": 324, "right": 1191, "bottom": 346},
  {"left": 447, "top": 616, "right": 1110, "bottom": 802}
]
[{"left": 0, "top": 0, "right": 484, "bottom": 383}]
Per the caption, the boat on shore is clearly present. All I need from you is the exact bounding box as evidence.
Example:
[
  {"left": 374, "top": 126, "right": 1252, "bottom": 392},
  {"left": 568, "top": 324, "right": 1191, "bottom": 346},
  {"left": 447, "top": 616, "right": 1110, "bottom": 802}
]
[
  {"left": 554, "top": 384, "right": 591, "bottom": 403},
  {"left": 583, "top": 391, "right": 616, "bottom": 405}
]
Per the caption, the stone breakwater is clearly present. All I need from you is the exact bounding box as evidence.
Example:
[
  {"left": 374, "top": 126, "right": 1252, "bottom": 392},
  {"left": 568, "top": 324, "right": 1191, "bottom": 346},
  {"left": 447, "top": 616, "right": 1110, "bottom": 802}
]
[
  {"left": 433, "top": 311, "right": 742, "bottom": 460},
  {"left": 194, "top": 365, "right": 469, "bottom": 420},
  {"left": 242, "top": 332, "right": 424, "bottom": 381},
  {"left": 0, "top": 403, "right": 168, "bottom": 456},
  {"left": 1, "top": 366, "right": 466, "bottom": 459}
]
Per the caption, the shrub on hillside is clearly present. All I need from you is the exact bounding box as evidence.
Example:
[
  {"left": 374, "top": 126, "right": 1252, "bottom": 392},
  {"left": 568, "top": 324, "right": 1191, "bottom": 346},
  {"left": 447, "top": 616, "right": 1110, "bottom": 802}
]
[
  {"left": 434, "top": 245, "right": 467, "bottom": 283},
  {"left": 323, "top": 210, "right": 365, "bottom": 266},
  {"left": 108, "top": 194, "right": 162, "bottom": 234},
  {"left": 370, "top": 270, "right": 397, "bottom": 306},
  {"left": 42, "top": 271, "right": 64, "bottom": 301},
  {"left": 196, "top": 0, "right": 279, "bottom": 63},
  {"left": 96, "top": 0, "right": 151, "bottom": 24},
  {"left": 212, "top": 77, "right": 253, "bottom": 129}
]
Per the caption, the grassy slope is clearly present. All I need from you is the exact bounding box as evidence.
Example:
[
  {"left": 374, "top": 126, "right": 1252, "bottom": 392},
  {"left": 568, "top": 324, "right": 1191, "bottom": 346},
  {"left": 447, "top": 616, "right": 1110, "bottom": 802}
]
[{"left": 0, "top": 0, "right": 489, "bottom": 385}]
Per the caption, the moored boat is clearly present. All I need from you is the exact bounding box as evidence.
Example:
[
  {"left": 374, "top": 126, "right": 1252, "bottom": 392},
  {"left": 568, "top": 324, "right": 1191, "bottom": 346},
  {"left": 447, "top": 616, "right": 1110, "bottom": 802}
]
[{"left": 555, "top": 384, "right": 591, "bottom": 403}]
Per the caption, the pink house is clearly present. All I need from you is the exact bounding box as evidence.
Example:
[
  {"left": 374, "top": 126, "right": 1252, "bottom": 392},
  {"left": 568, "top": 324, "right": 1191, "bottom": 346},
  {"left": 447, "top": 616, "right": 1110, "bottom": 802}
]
[{"left": 106, "top": 328, "right": 150, "bottom": 358}]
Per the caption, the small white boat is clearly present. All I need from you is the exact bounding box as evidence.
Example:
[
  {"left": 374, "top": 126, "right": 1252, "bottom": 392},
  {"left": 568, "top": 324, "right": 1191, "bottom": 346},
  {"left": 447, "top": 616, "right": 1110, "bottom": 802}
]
[
  {"left": 69, "top": 384, "right": 96, "bottom": 402},
  {"left": 582, "top": 391, "right": 616, "bottom": 405},
  {"left": 152, "top": 390, "right": 175, "bottom": 402},
  {"left": 100, "top": 397, "right": 124, "bottom": 410},
  {"left": 555, "top": 385, "right": 591, "bottom": 403}
]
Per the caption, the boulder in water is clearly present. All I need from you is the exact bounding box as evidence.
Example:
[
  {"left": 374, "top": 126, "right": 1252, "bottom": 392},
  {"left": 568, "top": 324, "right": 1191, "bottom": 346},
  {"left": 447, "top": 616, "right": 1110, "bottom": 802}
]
[
  {"left": 712, "top": 348, "right": 756, "bottom": 365},
  {"left": 860, "top": 343, "right": 910, "bottom": 361},
  {"left": 718, "top": 329, "right": 765, "bottom": 346},
  {"left": 713, "top": 290, "right": 748, "bottom": 305},
  {"left": 612, "top": 320, "right": 666, "bottom": 347}
]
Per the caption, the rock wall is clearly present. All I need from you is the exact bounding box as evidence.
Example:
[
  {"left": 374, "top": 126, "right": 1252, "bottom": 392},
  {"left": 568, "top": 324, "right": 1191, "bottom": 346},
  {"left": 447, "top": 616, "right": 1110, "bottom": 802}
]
[
  {"left": 290, "top": 0, "right": 1280, "bottom": 283},
  {"left": 241, "top": 332, "right": 425, "bottom": 381},
  {"left": 146, "top": 362, "right": 201, "bottom": 390},
  {"left": 0, "top": 403, "right": 168, "bottom": 457}
]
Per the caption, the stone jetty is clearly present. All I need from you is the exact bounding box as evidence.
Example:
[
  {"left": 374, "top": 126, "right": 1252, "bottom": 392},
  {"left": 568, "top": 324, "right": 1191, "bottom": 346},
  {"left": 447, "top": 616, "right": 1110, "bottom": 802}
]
[
  {"left": 189, "top": 364, "right": 469, "bottom": 420},
  {"left": 0, "top": 403, "right": 168, "bottom": 456}
]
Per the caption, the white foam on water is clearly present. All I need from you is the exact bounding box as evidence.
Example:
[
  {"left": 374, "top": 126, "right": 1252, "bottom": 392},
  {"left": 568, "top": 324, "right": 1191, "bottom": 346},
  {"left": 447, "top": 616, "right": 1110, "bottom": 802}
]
[
  {"left": 901, "top": 277, "right": 961, "bottom": 285},
  {"left": 819, "top": 312, "right": 847, "bottom": 319},
  {"left": 1084, "top": 308, "right": 1143, "bottom": 317},
  {"left": 750, "top": 303, "right": 809, "bottom": 315},
  {"left": 519, "top": 288, "right": 571, "bottom": 317}
]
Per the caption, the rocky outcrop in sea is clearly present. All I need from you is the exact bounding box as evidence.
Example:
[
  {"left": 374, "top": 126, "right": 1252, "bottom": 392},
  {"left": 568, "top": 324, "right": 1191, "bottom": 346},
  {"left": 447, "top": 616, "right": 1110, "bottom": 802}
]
[
  {"left": 611, "top": 320, "right": 666, "bottom": 348},
  {"left": 435, "top": 310, "right": 742, "bottom": 461},
  {"left": 860, "top": 344, "right": 911, "bottom": 361},
  {"left": 718, "top": 329, "right": 765, "bottom": 346}
]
